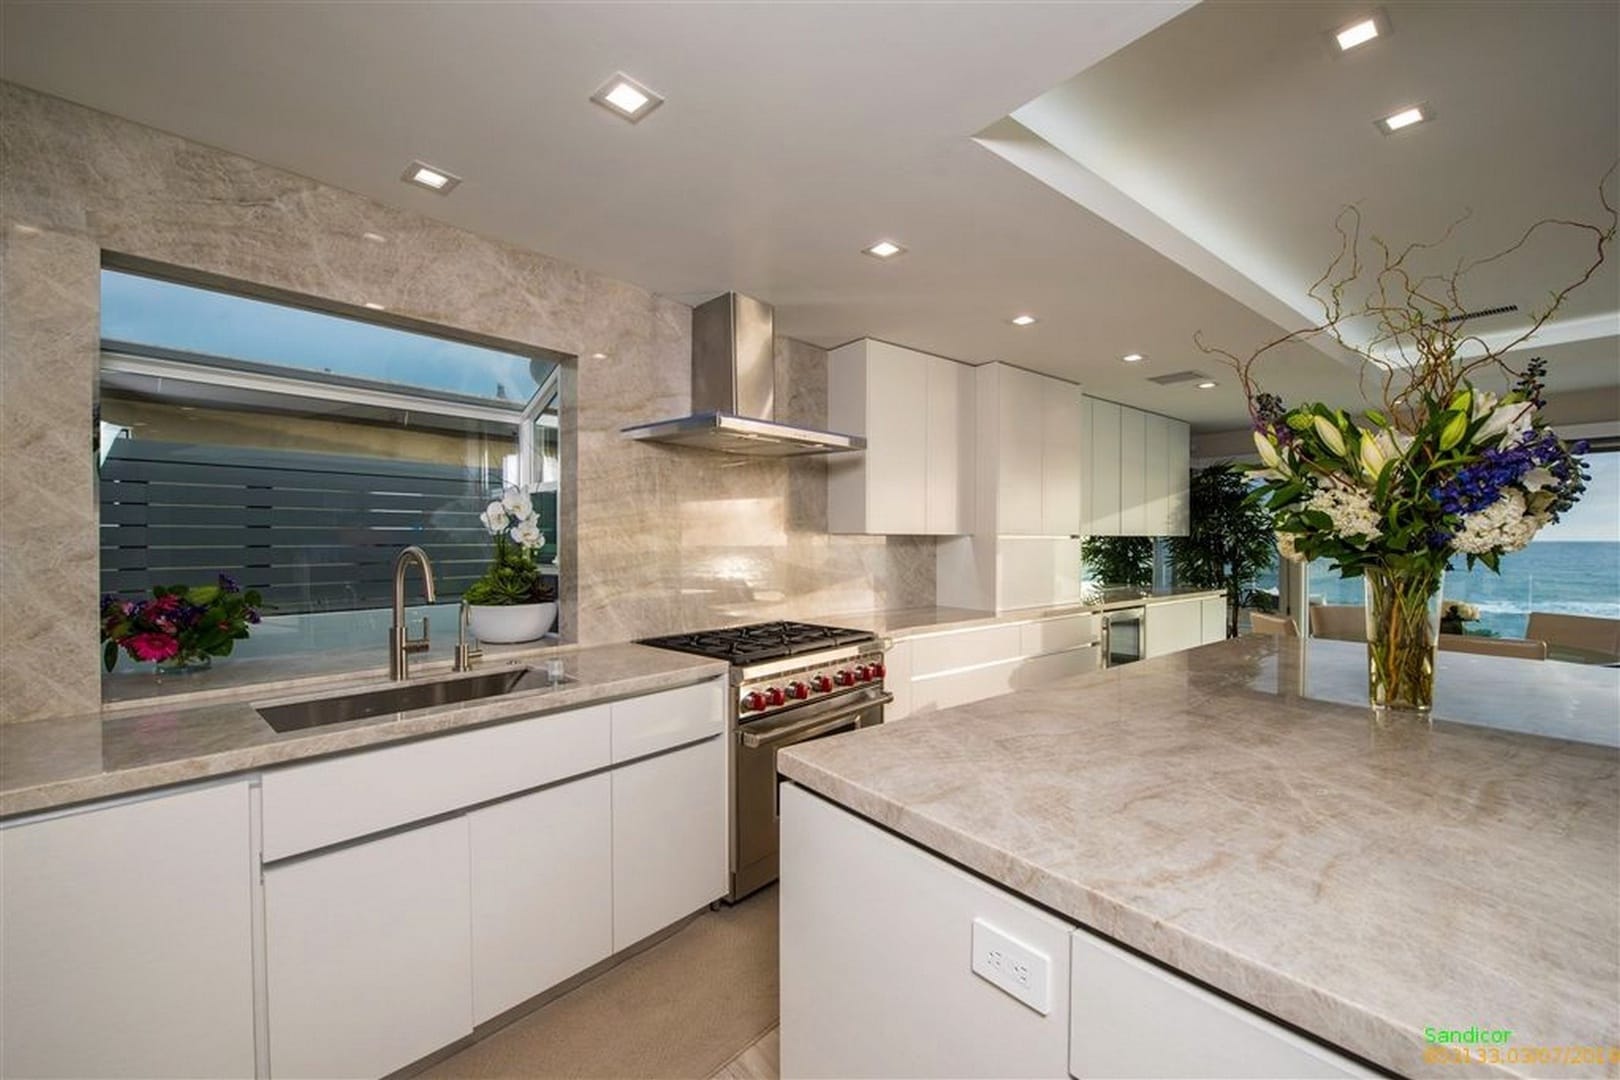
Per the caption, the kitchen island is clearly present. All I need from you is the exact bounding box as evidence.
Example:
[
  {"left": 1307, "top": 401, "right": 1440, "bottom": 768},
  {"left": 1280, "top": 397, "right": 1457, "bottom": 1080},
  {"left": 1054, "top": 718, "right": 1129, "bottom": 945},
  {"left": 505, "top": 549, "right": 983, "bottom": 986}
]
[{"left": 777, "top": 637, "right": 1620, "bottom": 1079}]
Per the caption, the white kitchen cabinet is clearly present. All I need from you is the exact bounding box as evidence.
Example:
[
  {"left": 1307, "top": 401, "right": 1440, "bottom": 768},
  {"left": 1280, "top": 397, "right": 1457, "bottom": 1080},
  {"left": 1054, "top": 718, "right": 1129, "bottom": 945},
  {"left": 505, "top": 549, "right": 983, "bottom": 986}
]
[
  {"left": 1, "top": 781, "right": 256, "bottom": 1080},
  {"left": 1145, "top": 597, "right": 1208, "bottom": 659},
  {"left": 470, "top": 774, "right": 613, "bottom": 1024},
  {"left": 1144, "top": 411, "right": 1171, "bottom": 533},
  {"left": 1087, "top": 398, "right": 1122, "bottom": 535},
  {"left": 979, "top": 363, "right": 1083, "bottom": 537},
  {"left": 1165, "top": 413, "right": 1192, "bottom": 535},
  {"left": 781, "top": 783, "right": 1074, "bottom": 1079},
  {"left": 1118, "top": 405, "right": 1148, "bottom": 535},
  {"left": 611, "top": 734, "right": 727, "bottom": 950},
  {"left": 828, "top": 339, "right": 973, "bottom": 535},
  {"left": 265, "top": 817, "right": 473, "bottom": 1079},
  {"left": 1070, "top": 929, "right": 1370, "bottom": 1078},
  {"left": 903, "top": 612, "right": 1100, "bottom": 715},
  {"left": 1201, "top": 595, "right": 1228, "bottom": 643},
  {"left": 1078, "top": 396, "right": 1094, "bottom": 531}
]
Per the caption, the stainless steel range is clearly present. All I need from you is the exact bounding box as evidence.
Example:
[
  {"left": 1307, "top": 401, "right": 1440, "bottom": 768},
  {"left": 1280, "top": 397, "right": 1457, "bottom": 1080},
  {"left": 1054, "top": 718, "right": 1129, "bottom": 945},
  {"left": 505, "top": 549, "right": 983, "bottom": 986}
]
[{"left": 638, "top": 621, "right": 888, "bottom": 900}]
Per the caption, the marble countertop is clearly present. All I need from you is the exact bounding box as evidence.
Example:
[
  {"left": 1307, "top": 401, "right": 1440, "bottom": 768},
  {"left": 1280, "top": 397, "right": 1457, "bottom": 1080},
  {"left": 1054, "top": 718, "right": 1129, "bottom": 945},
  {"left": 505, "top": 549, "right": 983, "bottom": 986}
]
[
  {"left": 778, "top": 637, "right": 1620, "bottom": 1078},
  {"left": 0, "top": 643, "right": 727, "bottom": 818},
  {"left": 831, "top": 586, "right": 1225, "bottom": 639}
]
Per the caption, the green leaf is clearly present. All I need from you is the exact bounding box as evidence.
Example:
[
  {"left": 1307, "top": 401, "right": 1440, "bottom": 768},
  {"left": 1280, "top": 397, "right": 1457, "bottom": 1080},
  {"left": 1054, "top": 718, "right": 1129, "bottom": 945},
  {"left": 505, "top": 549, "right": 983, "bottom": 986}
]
[{"left": 103, "top": 640, "right": 118, "bottom": 672}]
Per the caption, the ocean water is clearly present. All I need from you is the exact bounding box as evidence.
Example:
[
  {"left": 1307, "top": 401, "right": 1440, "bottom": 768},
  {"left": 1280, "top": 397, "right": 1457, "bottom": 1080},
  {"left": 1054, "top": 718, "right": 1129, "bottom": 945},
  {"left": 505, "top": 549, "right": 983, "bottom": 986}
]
[{"left": 1255, "top": 541, "right": 1620, "bottom": 639}]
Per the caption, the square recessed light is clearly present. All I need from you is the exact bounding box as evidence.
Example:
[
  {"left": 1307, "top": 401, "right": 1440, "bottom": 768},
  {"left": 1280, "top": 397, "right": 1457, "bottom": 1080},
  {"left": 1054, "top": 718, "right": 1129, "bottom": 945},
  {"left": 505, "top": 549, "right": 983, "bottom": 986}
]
[
  {"left": 1010, "top": 314, "right": 1038, "bottom": 326},
  {"left": 1196, "top": 380, "right": 1218, "bottom": 390},
  {"left": 401, "top": 161, "right": 461, "bottom": 194},
  {"left": 592, "top": 73, "right": 664, "bottom": 123},
  {"left": 863, "top": 240, "right": 906, "bottom": 259},
  {"left": 1121, "top": 353, "right": 1145, "bottom": 363},
  {"left": 1377, "top": 104, "right": 1429, "bottom": 134},
  {"left": 1335, "top": 17, "right": 1380, "bottom": 51}
]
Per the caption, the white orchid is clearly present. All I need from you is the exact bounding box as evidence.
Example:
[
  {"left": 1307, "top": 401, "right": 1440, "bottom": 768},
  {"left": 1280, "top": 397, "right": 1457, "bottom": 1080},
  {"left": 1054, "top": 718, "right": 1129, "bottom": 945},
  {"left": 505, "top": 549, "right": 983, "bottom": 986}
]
[
  {"left": 509, "top": 520, "right": 544, "bottom": 550},
  {"left": 500, "top": 486, "right": 533, "bottom": 518},
  {"left": 480, "top": 501, "right": 508, "bottom": 533}
]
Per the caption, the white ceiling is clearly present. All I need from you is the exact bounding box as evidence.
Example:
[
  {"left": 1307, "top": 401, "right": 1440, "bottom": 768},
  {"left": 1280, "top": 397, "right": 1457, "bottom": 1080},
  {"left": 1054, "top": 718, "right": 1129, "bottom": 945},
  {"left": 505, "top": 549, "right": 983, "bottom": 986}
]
[{"left": 2, "top": 1, "right": 1614, "bottom": 431}]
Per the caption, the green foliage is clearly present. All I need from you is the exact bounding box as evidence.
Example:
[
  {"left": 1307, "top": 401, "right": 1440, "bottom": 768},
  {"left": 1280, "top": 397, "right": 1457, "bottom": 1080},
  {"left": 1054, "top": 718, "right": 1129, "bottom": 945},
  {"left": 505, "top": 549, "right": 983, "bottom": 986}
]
[
  {"left": 463, "top": 536, "right": 556, "bottom": 606},
  {"left": 1168, "top": 464, "right": 1277, "bottom": 638},
  {"left": 1080, "top": 536, "right": 1154, "bottom": 588}
]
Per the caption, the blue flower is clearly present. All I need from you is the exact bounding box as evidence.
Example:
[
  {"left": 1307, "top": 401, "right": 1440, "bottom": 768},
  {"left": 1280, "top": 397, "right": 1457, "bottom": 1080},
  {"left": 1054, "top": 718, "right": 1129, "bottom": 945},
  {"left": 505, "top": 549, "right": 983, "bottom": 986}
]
[{"left": 218, "top": 573, "right": 241, "bottom": 594}]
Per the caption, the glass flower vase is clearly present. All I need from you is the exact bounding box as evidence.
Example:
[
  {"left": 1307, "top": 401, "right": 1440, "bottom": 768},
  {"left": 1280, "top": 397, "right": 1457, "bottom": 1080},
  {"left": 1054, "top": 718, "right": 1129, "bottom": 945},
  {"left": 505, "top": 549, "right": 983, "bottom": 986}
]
[
  {"left": 156, "top": 651, "right": 213, "bottom": 676},
  {"left": 1362, "top": 567, "right": 1443, "bottom": 712}
]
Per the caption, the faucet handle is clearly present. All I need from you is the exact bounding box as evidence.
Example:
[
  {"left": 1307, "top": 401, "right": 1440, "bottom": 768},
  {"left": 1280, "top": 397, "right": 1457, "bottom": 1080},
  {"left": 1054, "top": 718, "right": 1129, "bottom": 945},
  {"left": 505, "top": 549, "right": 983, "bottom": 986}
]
[{"left": 419, "top": 616, "right": 431, "bottom": 643}]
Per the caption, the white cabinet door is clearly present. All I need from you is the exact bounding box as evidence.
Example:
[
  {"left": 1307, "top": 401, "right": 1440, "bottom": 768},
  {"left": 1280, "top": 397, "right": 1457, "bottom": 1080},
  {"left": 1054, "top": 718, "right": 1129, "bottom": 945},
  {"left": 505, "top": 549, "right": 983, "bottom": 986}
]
[
  {"left": 1118, "top": 406, "right": 1148, "bottom": 535},
  {"left": 611, "top": 736, "right": 727, "bottom": 950},
  {"left": 1041, "top": 384, "right": 1083, "bottom": 537},
  {"left": 996, "top": 365, "right": 1047, "bottom": 534},
  {"left": 926, "top": 355, "right": 975, "bottom": 534},
  {"left": 1, "top": 781, "right": 256, "bottom": 1080},
  {"left": 1143, "top": 412, "right": 1171, "bottom": 535},
  {"left": 470, "top": 773, "right": 613, "bottom": 1024},
  {"left": 1145, "top": 598, "right": 1206, "bottom": 659},
  {"left": 1071, "top": 928, "right": 1370, "bottom": 1078},
  {"left": 1166, "top": 416, "right": 1191, "bottom": 536},
  {"left": 1088, "top": 399, "right": 1121, "bottom": 536},
  {"left": 781, "top": 783, "right": 1073, "bottom": 1079},
  {"left": 1078, "top": 397, "right": 1094, "bottom": 532},
  {"left": 1201, "top": 596, "right": 1228, "bottom": 643},
  {"left": 865, "top": 341, "right": 931, "bottom": 533},
  {"left": 266, "top": 817, "right": 472, "bottom": 1079}
]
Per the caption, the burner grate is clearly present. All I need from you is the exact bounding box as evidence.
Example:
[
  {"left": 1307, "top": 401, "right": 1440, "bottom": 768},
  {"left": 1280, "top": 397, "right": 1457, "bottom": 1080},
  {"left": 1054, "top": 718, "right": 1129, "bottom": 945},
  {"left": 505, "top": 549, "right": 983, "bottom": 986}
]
[{"left": 638, "top": 621, "right": 876, "bottom": 663}]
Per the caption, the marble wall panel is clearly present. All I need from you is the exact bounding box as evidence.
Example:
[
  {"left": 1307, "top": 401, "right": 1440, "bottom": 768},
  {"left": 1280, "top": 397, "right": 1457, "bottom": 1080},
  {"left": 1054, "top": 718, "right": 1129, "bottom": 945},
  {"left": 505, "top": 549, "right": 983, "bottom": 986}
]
[{"left": 0, "top": 82, "right": 934, "bottom": 721}]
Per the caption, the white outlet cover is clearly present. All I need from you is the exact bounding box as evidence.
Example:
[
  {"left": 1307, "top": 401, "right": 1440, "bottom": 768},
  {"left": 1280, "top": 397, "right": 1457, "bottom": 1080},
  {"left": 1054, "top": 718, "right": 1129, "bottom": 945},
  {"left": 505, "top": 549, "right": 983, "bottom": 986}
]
[{"left": 971, "top": 918, "right": 1052, "bottom": 1015}]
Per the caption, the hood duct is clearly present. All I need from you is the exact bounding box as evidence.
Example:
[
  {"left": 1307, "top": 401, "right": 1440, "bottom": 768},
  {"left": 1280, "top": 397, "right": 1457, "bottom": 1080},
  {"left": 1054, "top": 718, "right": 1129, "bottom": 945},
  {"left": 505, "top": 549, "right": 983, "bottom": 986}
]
[{"left": 620, "top": 292, "right": 866, "bottom": 456}]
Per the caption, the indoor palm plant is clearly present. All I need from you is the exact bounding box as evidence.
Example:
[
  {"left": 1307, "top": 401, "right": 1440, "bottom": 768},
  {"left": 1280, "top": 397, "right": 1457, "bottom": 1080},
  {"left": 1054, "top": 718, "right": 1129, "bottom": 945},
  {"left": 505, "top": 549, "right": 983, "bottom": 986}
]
[
  {"left": 1202, "top": 178, "right": 1612, "bottom": 710},
  {"left": 1167, "top": 464, "right": 1277, "bottom": 639},
  {"left": 465, "top": 486, "right": 557, "bottom": 643}
]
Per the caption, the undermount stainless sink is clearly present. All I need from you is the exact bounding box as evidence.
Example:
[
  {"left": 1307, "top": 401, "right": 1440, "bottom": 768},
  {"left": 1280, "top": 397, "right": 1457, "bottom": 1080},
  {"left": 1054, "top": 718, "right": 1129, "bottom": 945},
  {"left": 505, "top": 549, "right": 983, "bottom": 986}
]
[{"left": 256, "top": 667, "right": 573, "bottom": 733}]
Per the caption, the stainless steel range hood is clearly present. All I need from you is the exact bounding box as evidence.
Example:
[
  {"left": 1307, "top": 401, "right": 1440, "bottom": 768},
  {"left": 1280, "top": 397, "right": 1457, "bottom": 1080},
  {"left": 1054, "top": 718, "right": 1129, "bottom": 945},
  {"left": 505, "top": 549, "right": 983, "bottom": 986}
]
[{"left": 620, "top": 292, "right": 866, "bottom": 457}]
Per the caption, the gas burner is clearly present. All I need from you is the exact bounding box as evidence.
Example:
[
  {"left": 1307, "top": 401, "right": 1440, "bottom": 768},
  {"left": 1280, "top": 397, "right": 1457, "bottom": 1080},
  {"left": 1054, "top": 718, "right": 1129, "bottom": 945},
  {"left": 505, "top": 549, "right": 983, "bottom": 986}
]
[{"left": 638, "top": 621, "right": 876, "bottom": 664}]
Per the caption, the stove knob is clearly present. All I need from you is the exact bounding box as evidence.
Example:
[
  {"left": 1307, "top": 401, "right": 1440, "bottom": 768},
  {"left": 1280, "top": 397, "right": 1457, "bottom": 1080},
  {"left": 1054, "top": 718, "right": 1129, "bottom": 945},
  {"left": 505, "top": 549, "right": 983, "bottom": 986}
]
[
  {"left": 811, "top": 675, "right": 833, "bottom": 693},
  {"left": 788, "top": 681, "right": 809, "bottom": 700},
  {"left": 834, "top": 670, "right": 854, "bottom": 687},
  {"left": 869, "top": 661, "right": 886, "bottom": 678},
  {"left": 854, "top": 665, "right": 872, "bottom": 682},
  {"left": 743, "top": 691, "right": 766, "bottom": 712},
  {"left": 766, "top": 686, "right": 786, "bottom": 707}
]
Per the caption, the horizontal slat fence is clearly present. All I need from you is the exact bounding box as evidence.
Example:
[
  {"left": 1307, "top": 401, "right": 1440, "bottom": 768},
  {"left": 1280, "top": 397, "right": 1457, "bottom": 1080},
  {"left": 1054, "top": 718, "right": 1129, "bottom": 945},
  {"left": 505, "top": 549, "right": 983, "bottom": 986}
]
[{"left": 100, "top": 441, "right": 519, "bottom": 614}]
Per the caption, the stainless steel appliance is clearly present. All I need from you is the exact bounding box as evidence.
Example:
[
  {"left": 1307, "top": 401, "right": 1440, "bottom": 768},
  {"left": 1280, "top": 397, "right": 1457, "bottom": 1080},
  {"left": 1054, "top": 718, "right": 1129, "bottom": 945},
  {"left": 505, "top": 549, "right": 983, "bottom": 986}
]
[
  {"left": 638, "top": 621, "right": 888, "bottom": 899},
  {"left": 1101, "top": 606, "right": 1147, "bottom": 667},
  {"left": 620, "top": 293, "right": 868, "bottom": 457}
]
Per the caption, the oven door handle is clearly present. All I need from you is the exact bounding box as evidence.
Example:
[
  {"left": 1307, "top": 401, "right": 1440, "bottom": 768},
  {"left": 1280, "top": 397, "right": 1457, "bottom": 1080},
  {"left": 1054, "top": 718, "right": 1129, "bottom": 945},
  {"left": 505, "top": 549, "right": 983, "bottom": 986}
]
[{"left": 739, "top": 691, "right": 893, "bottom": 749}]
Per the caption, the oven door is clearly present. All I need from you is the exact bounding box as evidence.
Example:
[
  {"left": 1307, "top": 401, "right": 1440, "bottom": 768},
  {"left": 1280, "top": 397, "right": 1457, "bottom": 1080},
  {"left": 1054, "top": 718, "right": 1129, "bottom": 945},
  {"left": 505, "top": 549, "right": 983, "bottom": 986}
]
[
  {"left": 732, "top": 686, "right": 891, "bottom": 899},
  {"left": 1102, "top": 606, "right": 1147, "bottom": 667}
]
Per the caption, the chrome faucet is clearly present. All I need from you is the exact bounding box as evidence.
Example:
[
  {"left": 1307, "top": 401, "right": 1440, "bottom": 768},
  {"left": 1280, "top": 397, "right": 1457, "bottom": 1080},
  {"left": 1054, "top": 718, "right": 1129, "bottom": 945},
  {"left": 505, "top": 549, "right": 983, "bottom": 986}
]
[
  {"left": 455, "top": 599, "right": 483, "bottom": 673},
  {"left": 390, "top": 546, "right": 437, "bottom": 680}
]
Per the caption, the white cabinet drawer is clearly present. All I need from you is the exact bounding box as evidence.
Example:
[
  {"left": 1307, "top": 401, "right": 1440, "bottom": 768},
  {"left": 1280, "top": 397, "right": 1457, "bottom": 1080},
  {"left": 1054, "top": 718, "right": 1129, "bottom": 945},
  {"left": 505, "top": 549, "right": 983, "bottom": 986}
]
[
  {"left": 912, "top": 659, "right": 1021, "bottom": 714},
  {"left": 910, "top": 624, "right": 1023, "bottom": 678},
  {"left": 1011, "top": 646, "right": 1099, "bottom": 691},
  {"left": 609, "top": 678, "right": 725, "bottom": 763},
  {"left": 1021, "top": 614, "right": 1098, "bottom": 658},
  {"left": 261, "top": 703, "right": 610, "bottom": 860},
  {"left": 1070, "top": 929, "right": 1371, "bottom": 1078}
]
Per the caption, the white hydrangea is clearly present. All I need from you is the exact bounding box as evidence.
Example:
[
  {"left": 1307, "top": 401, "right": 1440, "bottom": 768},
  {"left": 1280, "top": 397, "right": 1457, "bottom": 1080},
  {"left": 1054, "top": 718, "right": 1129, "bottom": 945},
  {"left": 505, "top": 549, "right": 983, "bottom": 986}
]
[
  {"left": 1304, "top": 482, "right": 1383, "bottom": 542},
  {"left": 1276, "top": 531, "right": 1304, "bottom": 562},
  {"left": 1450, "top": 489, "right": 1543, "bottom": 554}
]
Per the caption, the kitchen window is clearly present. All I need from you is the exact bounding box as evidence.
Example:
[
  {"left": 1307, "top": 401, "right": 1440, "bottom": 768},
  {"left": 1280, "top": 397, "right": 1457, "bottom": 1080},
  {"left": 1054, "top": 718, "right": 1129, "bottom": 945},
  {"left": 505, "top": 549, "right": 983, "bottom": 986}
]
[{"left": 96, "top": 263, "right": 566, "bottom": 665}]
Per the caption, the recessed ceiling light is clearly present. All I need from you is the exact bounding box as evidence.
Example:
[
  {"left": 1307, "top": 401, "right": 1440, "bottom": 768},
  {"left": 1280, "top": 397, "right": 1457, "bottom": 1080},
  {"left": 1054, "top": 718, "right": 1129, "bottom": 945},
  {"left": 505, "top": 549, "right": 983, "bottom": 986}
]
[
  {"left": 1376, "top": 105, "right": 1429, "bottom": 134},
  {"left": 1335, "top": 17, "right": 1380, "bottom": 51},
  {"left": 591, "top": 73, "right": 664, "bottom": 123},
  {"left": 401, "top": 161, "right": 461, "bottom": 194},
  {"left": 863, "top": 240, "right": 906, "bottom": 259},
  {"left": 363, "top": 301, "right": 387, "bottom": 311},
  {"left": 590, "top": 352, "right": 608, "bottom": 360},
  {"left": 1010, "top": 314, "right": 1038, "bottom": 326},
  {"left": 1196, "top": 380, "right": 1218, "bottom": 390},
  {"left": 361, "top": 231, "right": 388, "bottom": 244},
  {"left": 1121, "top": 353, "right": 1145, "bottom": 363}
]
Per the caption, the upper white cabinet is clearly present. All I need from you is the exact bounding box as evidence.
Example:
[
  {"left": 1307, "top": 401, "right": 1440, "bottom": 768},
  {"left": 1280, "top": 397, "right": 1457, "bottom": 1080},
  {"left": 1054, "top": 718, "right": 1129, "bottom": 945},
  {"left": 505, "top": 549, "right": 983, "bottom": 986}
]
[
  {"left": 979, "top": 363, "right": 1083, "bottom": 537},
  {"left": 1, "top": 781, "right": 256, "bottom": 1080},
  {"left": 828, "top": 339, "right": 974, "bottom": 535},
  {"left": 1084, "top": 396, "right": 1189, "bottom": 537}
]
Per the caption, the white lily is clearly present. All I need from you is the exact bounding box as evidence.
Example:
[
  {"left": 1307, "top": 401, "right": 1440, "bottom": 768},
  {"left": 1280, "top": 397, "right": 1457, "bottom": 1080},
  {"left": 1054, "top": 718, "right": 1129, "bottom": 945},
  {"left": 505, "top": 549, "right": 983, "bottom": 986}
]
[
  {"left": 1476, "top": 401, "right": 1534, "bottom": 444},
  {"left": 1357, "top": 429, "right": 1387, "bottom": 481},
  {"left": 1469, "top": 390, "right": 1499, "bottom": 419},
  {"left": 1253, "top": 431, "right": 1290, "bottom": 476},
  {"left": 1312, "top": 414, "right": 1347, "bottom": 456}
]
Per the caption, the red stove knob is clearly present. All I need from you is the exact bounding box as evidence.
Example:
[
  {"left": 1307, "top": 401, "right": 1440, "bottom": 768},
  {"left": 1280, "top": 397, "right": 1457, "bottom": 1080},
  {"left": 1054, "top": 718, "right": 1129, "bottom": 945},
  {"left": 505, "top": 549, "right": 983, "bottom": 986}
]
[
  {"left": 766, "top": 686, "right": 786, "bottom": 707},
  {"left": 788, "top": 681, "right": 809, "bottom": 699},
  {"left": 834, "top": 670, "right": 854, "bottom": 687},
  {"left": 743, "top": 691, "right": 766, "bottom": 712},
  {"left": 811, "top": 674, "right": 832, "bottom": 692},
  {"left": 854, "top": 665, "right": 872, "bottom": 682},
  {"left": 870, "top": 661, "right": 886, "bottom": 678}
]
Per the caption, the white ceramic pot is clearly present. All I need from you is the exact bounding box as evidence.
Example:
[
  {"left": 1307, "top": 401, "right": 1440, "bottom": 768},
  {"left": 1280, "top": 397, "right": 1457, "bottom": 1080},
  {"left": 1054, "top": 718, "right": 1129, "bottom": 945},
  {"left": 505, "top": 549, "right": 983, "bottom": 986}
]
[{"left": 466, "top": 601, "right": 557, "bottom": 644}]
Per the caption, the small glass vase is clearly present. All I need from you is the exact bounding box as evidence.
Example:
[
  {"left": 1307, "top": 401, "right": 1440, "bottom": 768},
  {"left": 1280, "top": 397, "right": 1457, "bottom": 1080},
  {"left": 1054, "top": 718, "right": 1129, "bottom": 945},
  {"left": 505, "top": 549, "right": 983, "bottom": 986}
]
[
  {"left": 1363, "top": 567, "right": 1443, "bottom": 712},
  {"left": 156, "top": 652, "right": 213, "bottom": 676}
]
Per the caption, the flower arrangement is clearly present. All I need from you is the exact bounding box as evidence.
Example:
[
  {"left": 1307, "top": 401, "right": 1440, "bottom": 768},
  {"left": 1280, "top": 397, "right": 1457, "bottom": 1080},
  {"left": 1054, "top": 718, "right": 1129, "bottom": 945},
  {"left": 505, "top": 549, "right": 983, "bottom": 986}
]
[
  {"left": 465, "top": 486, "right": 553, "bottom": 607},
  {"left": 101, "top": 575, "right": 263, "bottom": 672},
  {"left": 1203, "top": 177, "right": 1613, "bottom": 710},
  {"left": 1440, "top": 600, "right": 1481, "bottom": 635}
]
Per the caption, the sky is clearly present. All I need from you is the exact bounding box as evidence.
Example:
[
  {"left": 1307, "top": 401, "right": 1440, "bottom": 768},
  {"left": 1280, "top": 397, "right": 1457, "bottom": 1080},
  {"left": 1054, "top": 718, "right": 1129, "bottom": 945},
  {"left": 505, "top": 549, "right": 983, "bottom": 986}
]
[{"left": 1536, "top": 450, "right": 1618, "bottom": 542}]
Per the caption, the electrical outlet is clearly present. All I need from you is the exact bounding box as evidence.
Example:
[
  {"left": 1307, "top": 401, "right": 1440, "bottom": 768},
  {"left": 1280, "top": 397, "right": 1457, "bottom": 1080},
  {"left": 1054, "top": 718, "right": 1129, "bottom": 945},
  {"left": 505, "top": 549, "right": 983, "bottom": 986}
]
[{"left": 971, "top": 918, "right": 1051, "bottom": 1015}]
